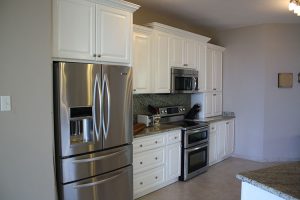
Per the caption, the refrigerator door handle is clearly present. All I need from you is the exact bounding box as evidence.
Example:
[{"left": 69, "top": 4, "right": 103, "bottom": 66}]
[
  {"left": 72, "top": 169, "right": 125, "bottom": 189},
  {"left": 71, "top": 149, "right": 127, "bottom": 164},
  {"left": 102, "top": 73, "right": 111, "bottom": 139},
  {"left": 93, "top": 74, "right": 101, "bottom": 141}
]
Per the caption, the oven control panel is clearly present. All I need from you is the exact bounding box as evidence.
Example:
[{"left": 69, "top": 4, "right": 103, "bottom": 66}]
[{"left": 158, "top": 106, "right": 186, "bottom": 116}]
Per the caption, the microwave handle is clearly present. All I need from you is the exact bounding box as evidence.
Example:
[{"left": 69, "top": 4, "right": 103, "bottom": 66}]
[{"left": 193, "top": 77, "right": 197, "bottom": 91}]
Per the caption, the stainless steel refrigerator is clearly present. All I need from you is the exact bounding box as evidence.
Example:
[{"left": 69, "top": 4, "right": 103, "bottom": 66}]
[{"left": 53, "top": 61, "right": 133, "bottom": 200}]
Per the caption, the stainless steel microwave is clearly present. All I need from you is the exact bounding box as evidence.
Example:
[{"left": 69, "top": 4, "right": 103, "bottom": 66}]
[{"left": 171, "top": 67, "right": 199, "bottom": 93}]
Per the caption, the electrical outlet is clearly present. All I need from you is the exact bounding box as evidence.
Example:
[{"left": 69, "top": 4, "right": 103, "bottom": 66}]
[{"left": 0, "top": 96, "right": 11, "bottom": 112}]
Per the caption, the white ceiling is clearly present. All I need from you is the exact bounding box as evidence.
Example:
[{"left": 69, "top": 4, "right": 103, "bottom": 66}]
[{"left": 132, "top": 0, "right": 300, "bottom": 30}]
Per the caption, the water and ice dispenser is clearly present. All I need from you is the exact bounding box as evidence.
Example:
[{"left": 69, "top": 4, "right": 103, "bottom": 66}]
[{"left": 69, "top": 107, "right": 94, "bottom": 145}]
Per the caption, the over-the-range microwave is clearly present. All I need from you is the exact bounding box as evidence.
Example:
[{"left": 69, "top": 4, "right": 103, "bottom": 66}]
[{"left": 170, "top": 67, "right": 199, "bottom": 93}]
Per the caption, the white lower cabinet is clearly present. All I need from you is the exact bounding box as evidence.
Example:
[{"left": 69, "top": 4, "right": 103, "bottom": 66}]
[
  {"left": 209, "top": 119, "right": 235, "bottom": 166},
  {"left": 133, "top": 130, "right": 181, "bottom": 199}
]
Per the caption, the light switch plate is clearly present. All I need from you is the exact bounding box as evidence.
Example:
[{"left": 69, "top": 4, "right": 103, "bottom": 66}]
[{"left": 0, "top": 96, "right": 11, "bottom": 111}]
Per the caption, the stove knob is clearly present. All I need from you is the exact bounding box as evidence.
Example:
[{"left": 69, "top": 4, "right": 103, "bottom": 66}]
[
  {"left": 164, "top": 110, "right": 167, "bottom": 113},
  {"left": 183, "top": 108, "right": 185, "bottom": 111},
  {"left": 179, "top": 109, "right": 182, "bottom": 112}
]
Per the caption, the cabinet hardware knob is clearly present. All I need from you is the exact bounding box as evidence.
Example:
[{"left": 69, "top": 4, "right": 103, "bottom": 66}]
[
  {"left": 174, "top": 137, "right": 178, "bottom": 139},
  {"left": 133, "top": 89, "right": 136, "bottom": 92},
  {"left": 139, "top": 144, "right": 143, "bottom": 148},
  {"left": 213, "top": 94, "right": 217, "bottom": 96},
  {"left": 98, "top": 54, "right": 101, "bottom": 58},
  {"left": 155, "top": 176, "right": 158, "bottom": 179},
  {"left": 155, "top": 141, "right": 158, "bottom": 144},
  {"left": 226, "top": 122, "right": 229, "bottom": 125},
  {"left": 213, "top": 88, "right": 216, "bottom": 90},
  {"left": 93, "top": 54, "right": 96, "bottom": 57},
  {"left": 183, "top": 64, "right": 188, "bottom": 66},
  {"left": 140, "top": 182, "right": 143, "bottom": 185},
  {"left": 155, "top": 157, "right": 158, "bottom": 160},
  {"left": 140, "top": 161, "right": 143, "bottom": 165}
]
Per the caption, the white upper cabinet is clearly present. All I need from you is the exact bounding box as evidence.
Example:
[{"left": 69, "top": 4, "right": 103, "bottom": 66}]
[
  {"left": 185, "top": 39, "right": 198, "bottom": 69},
  {"left": 191, "top": 92, "right": 222, "bottom": 118},
  {"left": 132, "top": 25, "right": 153, "bottom": 94},
  {"left": 53, "top": 0, "right": 96, "bottom": 60},
  {"left": 153, "top": 31, "right": 171, "bottom": 93},
  {"left": 96, "top": 5, "right": 131, "bottom": 63},
  {"left": 53, "top": 0, "right": 139, "bottom": 64},
  {"left": 169, "top": 36, "right": 185, "bottom": 68},
  {"left": 205, "top": 44, "right": 225, "bottom": 92},
  {"left": 197, "top": 43, "right": 207, "bottom": 91}
]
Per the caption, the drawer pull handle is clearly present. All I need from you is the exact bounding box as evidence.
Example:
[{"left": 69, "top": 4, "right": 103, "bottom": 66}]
[
  {"left": 155, "top": 141, "right": 158, "bottom": 144},
  {"left": 155, "top": 176, "right": 158, "bottom": 179},
  {"left": 226, "top": 122, "right": 229, "bottom": 125},
  {"left": 140, "top": 182, "right": 143, "bottom": 185},
  {"left": 155, "top": 157, "right": 158, "bottom": 160},
  {"left": 174, "top": 136, "right": 178, "bottom": 139},
  {"left": 139, "top": 144, "right": 143, "bottom": 148},
  {"left": 140, "top": 161, "right": 143, "bottom": 165}
]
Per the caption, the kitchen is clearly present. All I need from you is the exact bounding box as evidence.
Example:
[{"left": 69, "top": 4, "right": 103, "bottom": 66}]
[{"left": 0, "top": 0, "right": 300, "bottom": 200}]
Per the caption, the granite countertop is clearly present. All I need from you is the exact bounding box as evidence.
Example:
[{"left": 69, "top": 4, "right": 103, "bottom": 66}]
[
  {"left": 134, "top": 124, "right": 182, "bottom": 138},
  {"left": 237, "top": 162, "right": 300, "bottom": 200}
]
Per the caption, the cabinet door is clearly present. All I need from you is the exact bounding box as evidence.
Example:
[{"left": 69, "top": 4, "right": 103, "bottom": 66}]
[
  {"left": 216, "top": 122, "right": 226, "bottom": 161},
  {"left": 206, "top": 47, "right": 213, "bottom": 91},
  {"left": 166, "top": 143, "right": 181, "bottom": 181},
  {"left": 212, "top": 93, "right": 222, "bottom": 116},
  {"left": 96, "top": 5, "right": 131, "bottom": 64},
  {"left": 203, "top": 93, "right": 213, "bottom": 117},
  {"left": 153, "top": 32, "right": 171, "bottom": 93},
  {"left": 185, "top": 39, "right": 198, "bottom": 69},
  {"left": 197, "top": 43, "right": 206, "bottom": 91},
  {"left": 225, "top": 120, "right": 235, "bottom": 156},
  {"left": 212, "top": 50, "right": 222, "bottom": 91},
  {"left": 209, "top": 128, "right": 217, "bottom": 166},
  {"left": 133, "top": 31, "right": 152, "bottom": 93},
  {"left": 53, "top": 0, "right": 95, "bottom": 60},
  {"left": 169, "top": 36, "right": 185, "bottom": 67}
]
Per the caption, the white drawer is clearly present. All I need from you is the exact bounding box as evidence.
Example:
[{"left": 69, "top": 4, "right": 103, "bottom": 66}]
[
  {"left": 133, "top": 147, "right": 164, "bottom": 174},
  {"left": 166, "top": 130, "right": 181, "bottom": 145},
  {"left": 133, "top": 165, "right": 165, "bottom": 193},
  {"left": 133, "top": 134, "right": 165, "bottom": 153}
]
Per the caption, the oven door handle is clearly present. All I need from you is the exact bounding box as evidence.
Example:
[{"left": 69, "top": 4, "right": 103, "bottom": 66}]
[
  {"left": 186, "top": 128, "right": 208, "bottom": 135},
  {"left": 186, "top": 144, "right": 207, "bottom": 153}
]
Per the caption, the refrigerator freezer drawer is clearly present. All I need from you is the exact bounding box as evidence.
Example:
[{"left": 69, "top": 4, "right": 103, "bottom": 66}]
[
  {"left": 61, "top": 145, "right": 132, "bottom": 183},
  {"left": 62, "top": 165, "right": 133, "bottom": 200}
]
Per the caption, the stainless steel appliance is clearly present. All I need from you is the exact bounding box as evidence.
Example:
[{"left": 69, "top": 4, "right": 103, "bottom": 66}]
[
  {"left": 156, "top": 106, "right": 209, "bottom": 181},
  {"left": 170, "top": 67, "right": 199, "bottom": 93},
  {"left": 53, "top": 61, "right": 133, "bottom": 200}
]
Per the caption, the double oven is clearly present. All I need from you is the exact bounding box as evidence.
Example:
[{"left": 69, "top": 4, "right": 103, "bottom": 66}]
[{"left": 178, "top": 122, "right": 209, "bottom": 181}]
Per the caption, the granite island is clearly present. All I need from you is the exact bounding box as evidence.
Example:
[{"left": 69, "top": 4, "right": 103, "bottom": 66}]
[{"left": 237, "top": 162, "right": 300, "bottom": 200}]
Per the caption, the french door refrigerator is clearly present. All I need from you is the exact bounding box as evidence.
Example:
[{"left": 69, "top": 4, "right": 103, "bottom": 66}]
[{"left": 53, "top": 61, "right": 133, "bottom": 200}]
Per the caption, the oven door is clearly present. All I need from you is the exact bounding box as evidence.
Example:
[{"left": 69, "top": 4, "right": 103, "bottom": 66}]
[
  {"left": 181, "top": 143, "right": 208, "bottom": 181},
  {"left": 184, "top": 127, "right": 208, "bottom": 148},
  {"left": 171, "top": 75, "right": 198, "bottom": 93}
]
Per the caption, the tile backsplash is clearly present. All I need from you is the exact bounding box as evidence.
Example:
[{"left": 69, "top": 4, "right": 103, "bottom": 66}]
[{"left": 133, "top": 94, "right": 191, "bottom": 122}]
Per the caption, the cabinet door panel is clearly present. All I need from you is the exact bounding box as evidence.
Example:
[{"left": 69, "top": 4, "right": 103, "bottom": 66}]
[
  {"left": 54, "top": 0, "right": 95, "bottom": 60},
  {"left": 213, "top": 50, "right": 222, "bottom": 91},
  {"left": 166, "top": 143, "right": 181, "bottom": 181},
  {"left": 225, "top": 120, "right": 235, "bottom": 155},
  {"left": 197, "top": 44, "right": 206, "bottom": 91},
  {"left": 206, "top": 48, "right": 213, "bottom": 91},
  {"left": 209, "top": 130, "right": 217, "bottom": 166},
  {"left": 133, "top": 31, "right": 152, "bottom": 93},
  {"left": 96, "top": 5, "right": 130, "bottom": 63},
  {"left": 204, "top": 93, "right": 213, "bottom": 117},
  {"left": 216, "top": 122, "right": 226, "bottom": 160},
  {"left": 213, "top": 93, "right": 223, "bottom": 116},
  {"left": 185, "top": 39, "right": 198, "bottom": 69},
  {"left": 153, "top": 32, "right": 170, "bottom": 93},
  {"left": 169, "top": 36, "right": 185, "bottom": 67}
]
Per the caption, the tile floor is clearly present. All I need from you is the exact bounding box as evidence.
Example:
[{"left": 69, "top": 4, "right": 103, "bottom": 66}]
[{"left": 138, "top": 157, "right": 275, "bottom": 200}]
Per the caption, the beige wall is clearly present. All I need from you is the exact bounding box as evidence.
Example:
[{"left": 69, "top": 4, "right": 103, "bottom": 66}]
[
  {"left": 127, "top": 0, "right": 216, "bottom": 38},
  {"left": 0, "top": 0, "right": 56, "bottom": 199},
  {"left": 216, "top": 24, "right": 300, "bottom": 161}
]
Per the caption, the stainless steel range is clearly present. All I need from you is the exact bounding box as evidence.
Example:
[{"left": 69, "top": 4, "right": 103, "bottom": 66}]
[{"left": 157, "top": 106, "right": 209, "bottom": 181}]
